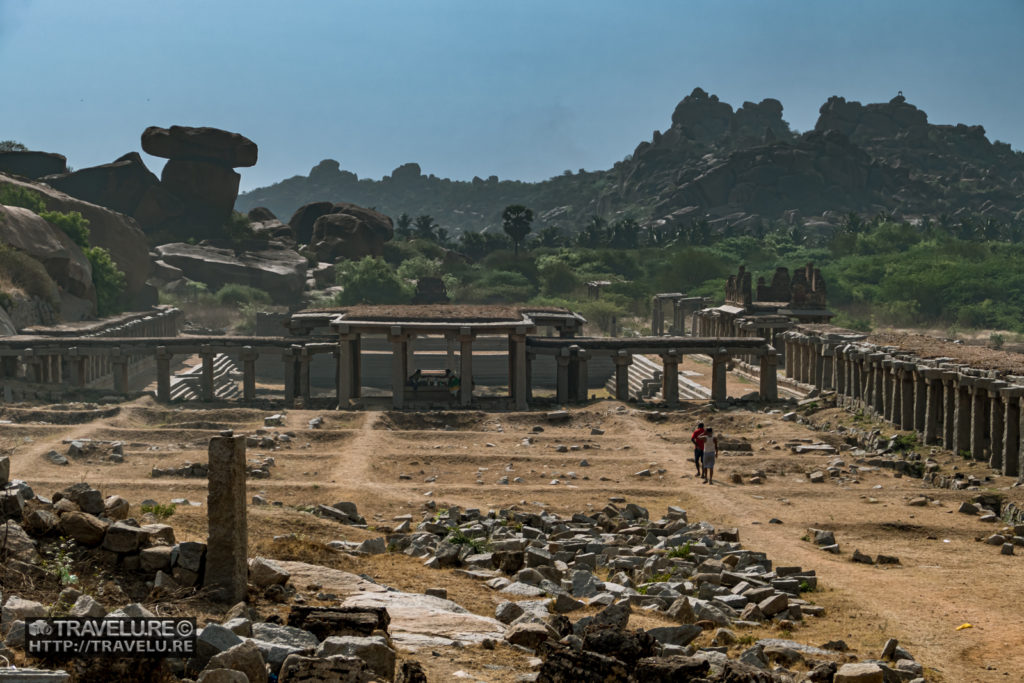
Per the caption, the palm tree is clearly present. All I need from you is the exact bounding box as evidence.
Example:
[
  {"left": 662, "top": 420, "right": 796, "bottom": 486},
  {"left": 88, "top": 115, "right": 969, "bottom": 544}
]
[
  {"left": 502, "top": 204, "right": 534, "bottom": 255},
  {"left": 413, "top": 214, "right": 438, "bottom": 241},
  {"left": 395, "top": 212, "right": 412, "bottom": 240}
]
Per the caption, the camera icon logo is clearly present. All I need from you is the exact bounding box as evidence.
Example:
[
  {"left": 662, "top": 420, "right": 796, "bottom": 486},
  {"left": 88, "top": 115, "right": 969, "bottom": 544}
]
[{"left": 28, "top": 620, "right": 53, "bottom": 636}]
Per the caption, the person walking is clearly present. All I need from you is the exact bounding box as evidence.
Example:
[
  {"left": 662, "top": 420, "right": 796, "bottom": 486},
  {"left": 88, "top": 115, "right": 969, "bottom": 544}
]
[
  {"left": 700, "top": 427, "right": 718, "bottom": 484},
  {"left": 689, "top": 422, "right": 705, "bottom": 478}
]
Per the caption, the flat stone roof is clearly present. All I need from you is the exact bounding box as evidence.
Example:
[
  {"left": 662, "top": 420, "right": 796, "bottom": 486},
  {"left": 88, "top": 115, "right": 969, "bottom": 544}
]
[{"left": 299, "top": 304, "right": 571, "bottom": 324}]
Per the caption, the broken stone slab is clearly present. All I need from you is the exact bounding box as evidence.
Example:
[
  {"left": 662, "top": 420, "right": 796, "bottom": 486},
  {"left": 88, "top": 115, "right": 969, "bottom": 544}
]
[
  {"left": 792, "top": 443, "right": 837, "bottom": 454},
  {"left": 315, "top": 635, "right": 396, "bottom": 681},
  {"left": 249, "top": 557, "right": 291, "bottom": 587},
  {"left": 276, "top": 561, "right": 504, "bottom": 649},
  {"left": 834, "top": 661, "right": 885, "bottom": 682}
]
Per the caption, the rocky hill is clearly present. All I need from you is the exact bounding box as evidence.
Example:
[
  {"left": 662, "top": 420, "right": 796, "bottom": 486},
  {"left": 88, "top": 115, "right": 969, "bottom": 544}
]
[{"left": 237, "top": 88, "right": 1024, "bottom": 235}]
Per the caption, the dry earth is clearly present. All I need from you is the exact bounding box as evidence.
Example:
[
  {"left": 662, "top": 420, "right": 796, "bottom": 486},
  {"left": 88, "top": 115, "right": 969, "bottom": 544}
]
[{"left": 3, "top": 366, "right": 1024, "bottom": 681}]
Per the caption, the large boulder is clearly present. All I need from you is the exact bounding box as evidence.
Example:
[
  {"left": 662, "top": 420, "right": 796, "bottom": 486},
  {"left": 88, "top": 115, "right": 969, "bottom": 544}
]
[
  {"left": 0, "top": 173, "right": 152, "bottom": 309},
  {"left": 160, "top": 160, "right": 240, "bottom": 230},
  {"left": 42, "top": 152, "right": 160, "bottom": 217},
  {"left": 154, "top": 242, "right": 307, "bottom": 303},
  {"left": 288, "top": 201, "right": 335, "bottom": 245},
  {"left": 0, "top": 205, "right": 96, "bottom": 311},
  {"left": 142, "top": 126, "right": 258, "bottom": 168},
  {"left": 0, "top": 151, "right": 67, "bottom": 179},
  {"left": 309, "top": 203, "right": 393, "bottom": 262}
]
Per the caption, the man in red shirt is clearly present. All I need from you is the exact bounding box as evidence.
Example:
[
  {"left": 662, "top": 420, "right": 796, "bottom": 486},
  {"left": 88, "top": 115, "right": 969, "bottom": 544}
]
[{"left": 689, "top": 422, "right": 705, "bottom": 477}]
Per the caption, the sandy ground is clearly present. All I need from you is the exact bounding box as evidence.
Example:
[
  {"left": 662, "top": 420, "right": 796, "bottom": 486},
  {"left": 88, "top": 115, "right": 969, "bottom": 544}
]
[{"left": 3, "top": 375, "right": 1024, "bottom": 681}]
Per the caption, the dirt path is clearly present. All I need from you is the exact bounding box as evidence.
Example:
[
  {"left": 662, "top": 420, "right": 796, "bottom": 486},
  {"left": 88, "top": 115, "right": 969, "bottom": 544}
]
[{"left": 4, "top": 384, "right": 1024, "bottom": 680}]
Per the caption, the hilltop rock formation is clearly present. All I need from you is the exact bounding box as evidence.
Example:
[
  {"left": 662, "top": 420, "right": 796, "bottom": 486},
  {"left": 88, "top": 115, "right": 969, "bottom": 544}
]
[{"left": 237, "top": 88, "right": 1024, "bottom": 237}]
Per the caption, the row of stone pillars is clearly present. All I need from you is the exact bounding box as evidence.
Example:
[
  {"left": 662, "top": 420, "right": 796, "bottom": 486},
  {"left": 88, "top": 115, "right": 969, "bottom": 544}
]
[
  {"left": 785, "top": 330, "right": 1024, "bottom": 477},
  {"left": 0, "top": 309, "right": 183, "bottom": 391}
]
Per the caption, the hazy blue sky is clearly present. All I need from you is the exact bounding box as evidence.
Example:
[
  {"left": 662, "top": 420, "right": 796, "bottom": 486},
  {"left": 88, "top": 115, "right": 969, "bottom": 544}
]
[{"left": 2, "top": 1, "right": 1022, "bottom": 192}]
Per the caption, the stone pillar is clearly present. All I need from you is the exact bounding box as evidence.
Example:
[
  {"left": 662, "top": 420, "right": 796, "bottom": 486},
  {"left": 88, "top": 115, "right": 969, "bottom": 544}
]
[
  {"left": 759, "top": 350, "right": 778, "bottom": 401},
  {"left": 900, "top": 366, "right": 914, "bottom": 431},
  {"left": 871, "top": 356, "right": 885, "bottom": 415},
  {"left": 298, "top": 347, "right": 313, "bottom": 404},
  {"left": 711, "top": 350, "right": 729, "bottom": 401},
  {"left": 69, "top": 348, "right": 87, "bottom": 389},
  {"left": 954, "top": 379, "right": 972, "bottom": 456},
  {"left": 970, "top": 384, "right": 989, "bottom": 461},
  {"left": 913, "top": 368, "right": 928, "bottom": 435},
  {"left": 282, "top": 347, "right": 297, "bottom": 409},
  {"left": 661, "top": 351, "right": 680, "bottom": 407},
  {"left": 922, "top": 371, "right": 942, "bottom": 444},
  {"left": 613, "top": 351, "right": 632, "bottom": 401},
  {"left": 205, "top": 436, "right": 247, "bottom": 603},
  {"left": 812, "top": 341, "right": 825, "bottom": 389},
  {"left": 882, "top": 361, "right": 895, "bottom": 422},
  {"left": 337, "top": 334, "right": 360, "bottom": 401},
  {"left": 156, "top": 346, "right": 172, "bottom": 403},
  {"left": 990, "top": 385, "right": 1006, "bottom": 470},
  {"left": 405, "top": 334, "right": 416, "bottom": 376},
  {"left": 775, "top": 333, "right": 786, "bottom": 370},
  {"left": 510, "top": 333, "right": 528, "bottom": 410},
  {"left": 556, "top": 349, "right": 571, "bottom": 404},
  {"left": 459, "top": 329, "right": 474, "bottom": 406},
  {"left": 525, "top": 352, "right": 534, "bottom": 402},
  {"left": 1001, "top": 388, "right": 1023, "bottom": 478},
  {"left": 112, "top": 352, "right": 128, "bottom": 394},
  {"left": 575, "top": 348, "right": 589, "bottom": 403},
  {"left": 241, "top": 346, "right": 257, "bottom": 403},
  {"left": 445, "top": 333, "right": 458, "bottom": 372},
  {"left": 942, "top": 376, "right": 957, "bottom": 450},
  {"left": 651, "top": 298, "right": 662, "bottom": 336},
  {"left": 389, "top": 328, "right": 408, "bottom": 409},
  {"left": 784, "top": 336, "right": 795, "bottom": 379},
  {"left": 834, "top": 349, "right": 846, "bottom": 398},
  {"left": 200, "top": 345, "right": 215, "bottom": 402},
  {"left": 821, "top": 347, "right": 834, "bottom": 391}
]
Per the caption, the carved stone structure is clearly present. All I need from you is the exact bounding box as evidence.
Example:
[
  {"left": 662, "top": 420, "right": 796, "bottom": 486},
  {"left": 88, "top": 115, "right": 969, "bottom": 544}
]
[
  {"left": 0, "top": 304, "right": 778, "bottom": 408},
  {"left": 692, "top": 263, "right": 834, "bottom": 368},
  {"left": 783, "top": 324, "right": 1024, "bottom": 477}
]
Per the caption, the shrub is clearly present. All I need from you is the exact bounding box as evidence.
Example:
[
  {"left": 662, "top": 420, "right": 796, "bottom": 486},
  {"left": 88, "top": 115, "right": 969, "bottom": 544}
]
[
  {"left": 84, "top": 246, "right": 126, "bottom": 316},
  {"left": 141, "top": 503, "right": 176, "bottom": 519},
  {"left": 0, "top": 185, "right": 46, "bottom": 213},
  {"left": 335, "top": 257, "right": 411, "bottom": 305},
  {"left": 40, "top": 210, "right": 90, "bottom": 249},
  {"left": 214, "top": 283, "right": 272, "bottom": 306}
]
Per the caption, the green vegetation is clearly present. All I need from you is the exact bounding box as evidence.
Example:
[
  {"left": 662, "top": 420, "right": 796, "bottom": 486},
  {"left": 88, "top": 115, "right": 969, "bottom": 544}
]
[
  {"left": 334, "top": 257, "right": 412, "bottom": 305},
  {"left": 446, "top": 527, "right": 489, "bottom": 553},
  {"left": 0, "top": 186, "right": 126, "bottom": 316},
  {"left": 502, "top": 204, "right": 534, "bottom": 255},
  {"left": 40, "top": 209, "right": 90, "bottom": 248},
  {"left": 0, "top": 184, "right": 47, "bottom": 212},
  {"left": 41, "top": 538, "right": 78, "bottom": 587},
  {"left": 214, "top": 283, "right": 272, "bottom": 307},
  {"left": 141, "top": 502, "right": 177, "bottom": 519},
  {"left": 0, "top": 140, "right": 28, "bottom": 152},
  {"left": 667, "top": 541, "right": 692, "bottom": 559},
  {"left": 891, "top": 434, "right": 919, "bottom": 451}
]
